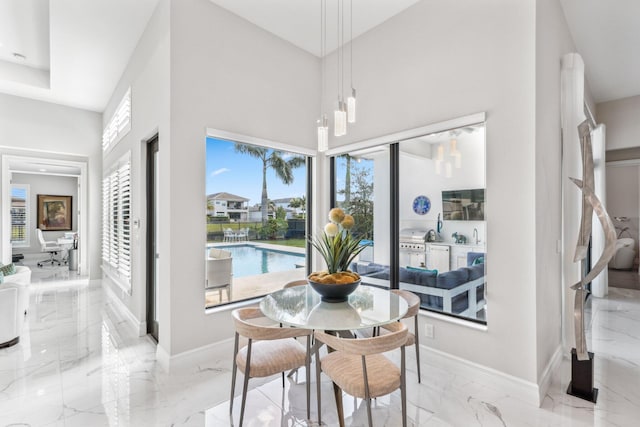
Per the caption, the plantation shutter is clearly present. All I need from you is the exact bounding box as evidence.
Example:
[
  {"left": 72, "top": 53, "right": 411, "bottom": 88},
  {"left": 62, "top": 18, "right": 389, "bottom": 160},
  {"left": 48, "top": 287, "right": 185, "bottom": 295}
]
[
  {"left": 102, "top": 152, "right": 132, "bottom": 289},
  {"left": 117, "top": 161, "right": 131, "bottom": 280}
]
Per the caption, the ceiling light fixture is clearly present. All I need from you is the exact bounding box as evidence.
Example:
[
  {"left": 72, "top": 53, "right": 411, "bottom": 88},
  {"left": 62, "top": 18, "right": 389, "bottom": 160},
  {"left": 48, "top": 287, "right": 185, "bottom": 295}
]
[{"left": 39, "top": 168, "right": 47, "bottom": 172}]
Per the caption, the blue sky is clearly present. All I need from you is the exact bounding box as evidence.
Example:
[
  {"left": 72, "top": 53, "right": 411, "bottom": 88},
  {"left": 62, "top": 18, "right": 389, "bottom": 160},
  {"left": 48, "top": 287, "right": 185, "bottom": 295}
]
[{"left": 206, "top": 137, "right": 307, "bottom": 206}]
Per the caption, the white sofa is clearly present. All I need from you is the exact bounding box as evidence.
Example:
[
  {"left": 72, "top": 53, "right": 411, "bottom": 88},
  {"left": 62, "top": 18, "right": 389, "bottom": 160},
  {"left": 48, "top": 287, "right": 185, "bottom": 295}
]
[
  {"left": 0, "top": 265, "right": 31, "bottom": 348},
  {"left": 206, "top": 248, "right": 232, "bottom": 301}
]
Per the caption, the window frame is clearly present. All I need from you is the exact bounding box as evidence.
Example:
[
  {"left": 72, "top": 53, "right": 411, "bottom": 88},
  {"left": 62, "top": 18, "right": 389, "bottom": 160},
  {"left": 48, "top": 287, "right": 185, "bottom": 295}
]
[
  {"left": 327, "top": 113, "right": 487, "bottom": 326},
  {"left": 10, "top": 183, "right": 30, "bottom": 248},
  {"left": 204, "top": 129, "right": 316, "bottom": 309}
]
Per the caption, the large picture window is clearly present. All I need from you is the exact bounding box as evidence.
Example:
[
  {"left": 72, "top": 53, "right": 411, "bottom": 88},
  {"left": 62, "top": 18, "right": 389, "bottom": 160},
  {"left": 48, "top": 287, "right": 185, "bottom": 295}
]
[
  {"left": 205, "top": 137, "right": 310, "bottom": 308},
  {"left": 331, "top": 118, "right": 487, "bottom": 324},
  {"left": 102, "top": 152, "right": 132, "bottom": 290}
]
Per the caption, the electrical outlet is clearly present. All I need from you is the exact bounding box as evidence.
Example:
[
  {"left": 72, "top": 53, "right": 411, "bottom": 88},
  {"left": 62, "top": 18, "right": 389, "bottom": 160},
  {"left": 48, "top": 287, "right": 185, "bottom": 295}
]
[{"left": 425, "top": 323, "right": 434, "bottom": 339}]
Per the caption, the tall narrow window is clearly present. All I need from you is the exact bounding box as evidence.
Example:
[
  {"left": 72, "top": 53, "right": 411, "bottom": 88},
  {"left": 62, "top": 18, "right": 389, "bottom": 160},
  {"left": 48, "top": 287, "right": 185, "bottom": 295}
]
[
  {"left": 333, "top": 146, "right": 390, "bottom": 290},
  {"left": 10, "top": 184, "right": 29, "bottom": 247},
  {"left": 102, "top": 153, "right": 132, "bottom": 290}
]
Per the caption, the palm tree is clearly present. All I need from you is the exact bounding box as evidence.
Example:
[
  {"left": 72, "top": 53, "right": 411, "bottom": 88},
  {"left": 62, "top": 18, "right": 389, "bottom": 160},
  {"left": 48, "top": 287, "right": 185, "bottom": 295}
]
[
  {"left": 288, "top": 196, "right": 307, "bottom": 217},
  {"left": 234, "top": 144, "right": 305, "bottom": 223}
]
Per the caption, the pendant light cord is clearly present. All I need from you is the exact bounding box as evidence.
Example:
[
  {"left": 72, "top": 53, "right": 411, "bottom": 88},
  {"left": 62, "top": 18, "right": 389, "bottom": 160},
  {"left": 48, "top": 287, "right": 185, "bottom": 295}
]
[{"left": 350, "top": 0, "right": 353, "bottom": 89}]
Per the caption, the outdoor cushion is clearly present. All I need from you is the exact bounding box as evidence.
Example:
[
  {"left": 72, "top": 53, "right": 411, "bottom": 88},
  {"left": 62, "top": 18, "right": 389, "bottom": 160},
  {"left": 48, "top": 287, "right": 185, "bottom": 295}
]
[{"left": 435, "top": 268, "right": 469, "bottom": 290}]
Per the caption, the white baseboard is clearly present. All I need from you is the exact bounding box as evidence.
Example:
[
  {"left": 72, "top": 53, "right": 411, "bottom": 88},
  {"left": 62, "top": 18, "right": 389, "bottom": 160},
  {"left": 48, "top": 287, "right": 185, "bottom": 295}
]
[
  {"left": 537, "top": 345, "right": 563, "bottom": 404},
  {"left": 156, "top": 337, "right": 235, "bottom": 373},
  {"left": 420, "top": 344, "right": 543, "bottom": 407},
  {"left": 103, "top": 280, "right": 146, "bottom": 337}
]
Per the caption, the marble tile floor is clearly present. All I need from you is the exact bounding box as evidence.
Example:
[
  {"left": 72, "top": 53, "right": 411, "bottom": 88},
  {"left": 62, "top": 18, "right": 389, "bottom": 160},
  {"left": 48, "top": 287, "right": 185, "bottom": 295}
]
[{"left": 1, "top": 277, "right": 640, "bottom": 426}]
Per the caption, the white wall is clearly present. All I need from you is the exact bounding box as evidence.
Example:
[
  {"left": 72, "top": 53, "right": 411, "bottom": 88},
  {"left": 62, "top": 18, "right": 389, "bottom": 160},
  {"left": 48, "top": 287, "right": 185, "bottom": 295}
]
[
  {"left": 597, "top": 95, "right": 640, "bottom": 151},
  {"left": 165, "top": 0, "right": 318, "bottom": 355},
  {"left": 0, "top": 93, "right": 101, "bottom": 278},
  {"left": 101, "top": 0, "right": 170, "bottom": 334},
  {"left": 322, "top": 0, "right": 539, "bottom": 384},
  {"left": 535, "top": 0, "right": 577, "bottom": 388},
  {"left": 11, "top": 173, "right": 78, "bottom": 253}
]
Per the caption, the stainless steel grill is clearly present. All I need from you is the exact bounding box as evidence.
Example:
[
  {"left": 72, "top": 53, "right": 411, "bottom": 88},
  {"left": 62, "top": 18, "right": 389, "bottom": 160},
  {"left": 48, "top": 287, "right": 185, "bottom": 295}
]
[
  {"left": 399, "top": 228, "right": 428, "bottom": 251},
  {"left": 399, "top": 228, "right": 428, "bottom": 267}
]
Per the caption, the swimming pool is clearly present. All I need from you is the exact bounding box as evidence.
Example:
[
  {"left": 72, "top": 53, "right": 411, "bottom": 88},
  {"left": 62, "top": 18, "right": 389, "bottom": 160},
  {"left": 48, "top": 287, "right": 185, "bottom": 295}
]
[{"left": 216, "top": 245, "right": 305, "bottom": 278}]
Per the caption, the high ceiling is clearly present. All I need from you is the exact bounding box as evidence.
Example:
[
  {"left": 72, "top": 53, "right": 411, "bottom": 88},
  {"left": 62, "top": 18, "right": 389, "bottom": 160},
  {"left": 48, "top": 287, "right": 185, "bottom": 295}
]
[
  {"left": 0, "top": 0, "right": 638, "bottom": 113},
  {"left": 560, "top": 0, "right": 640, "bottom": 103},
  {"left": 208, "top": 0, "right": 421, "bottom": 57},
  {"left": 0, "top": 0, "right": 159, "bottom": 112}
]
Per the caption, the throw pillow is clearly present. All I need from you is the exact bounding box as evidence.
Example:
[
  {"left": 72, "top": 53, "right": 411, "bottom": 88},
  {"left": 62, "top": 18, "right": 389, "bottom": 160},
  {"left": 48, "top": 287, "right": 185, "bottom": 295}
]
[
  {"left": 0, "top": 263, "right": 16, "bottom": 276},
  {"left": 406, "top": 266, "right": 438, "bottom": 275},
  {"left": 472, "top": 256, "right": 485, "bottom": 265}
]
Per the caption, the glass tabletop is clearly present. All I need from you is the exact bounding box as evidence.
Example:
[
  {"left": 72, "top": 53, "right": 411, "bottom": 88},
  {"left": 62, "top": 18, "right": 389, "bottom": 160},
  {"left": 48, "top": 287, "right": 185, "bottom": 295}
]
[{"left": 260, "top": 284, "right": 408, "bottom": 331}]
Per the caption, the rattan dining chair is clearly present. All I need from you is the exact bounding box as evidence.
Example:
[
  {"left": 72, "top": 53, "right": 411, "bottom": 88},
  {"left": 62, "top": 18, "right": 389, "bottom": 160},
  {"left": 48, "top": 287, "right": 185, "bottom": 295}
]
[
  {"left": 314, "top": 321, "right": 408, "bottom": 427},
  {"left": 391, "top": 289, "right": 422, "bottom": 383},
  {"left": 369, "top": 289, "right": 421, "bottom": 383},
  {"left": 231, "top": 307, "right": 312, "bottom": 426}
]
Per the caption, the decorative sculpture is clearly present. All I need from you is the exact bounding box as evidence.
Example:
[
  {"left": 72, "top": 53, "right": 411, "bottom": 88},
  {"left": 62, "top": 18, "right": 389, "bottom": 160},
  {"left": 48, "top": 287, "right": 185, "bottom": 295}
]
[{"left": 567, "top": 120, "right": 617, "bottom": 403}]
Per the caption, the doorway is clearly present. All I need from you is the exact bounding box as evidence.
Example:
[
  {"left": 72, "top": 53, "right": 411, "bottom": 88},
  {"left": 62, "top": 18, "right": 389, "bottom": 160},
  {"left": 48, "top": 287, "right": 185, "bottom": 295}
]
[
  {"left": 1, "top": 155, "right": 88, "bottom": 273},
  {"left": 146, "top": 136, "right": 159, "bottom": 341}
]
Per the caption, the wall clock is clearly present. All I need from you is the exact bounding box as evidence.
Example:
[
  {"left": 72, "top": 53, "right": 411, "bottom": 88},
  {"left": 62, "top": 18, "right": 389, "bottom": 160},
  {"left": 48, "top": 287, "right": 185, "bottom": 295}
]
[{"left": 412, "top": 195, "right": 431, "bottom": 215}]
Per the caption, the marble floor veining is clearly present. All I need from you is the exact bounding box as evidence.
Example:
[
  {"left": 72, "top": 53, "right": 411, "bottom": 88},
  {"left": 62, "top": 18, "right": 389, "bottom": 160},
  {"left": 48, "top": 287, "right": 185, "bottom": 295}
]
[{"left": 1, "top": 269, "right": 640, "bottom": 426}]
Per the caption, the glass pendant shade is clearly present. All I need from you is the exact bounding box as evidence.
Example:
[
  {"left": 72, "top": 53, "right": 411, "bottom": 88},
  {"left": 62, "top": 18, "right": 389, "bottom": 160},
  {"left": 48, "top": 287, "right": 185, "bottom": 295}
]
[
  {"left": 435, "top": 159, "right": 442, "bottom": 175},
  {"left": 449, "top": 138, "right": 458, "bottom": 154},
  {"left": 445, "top": 161, "right": 452, "bottom": 178},
  {"left": 347, "top": 88, "right": 356, "bottom": 123},
  {"left": 334, "top": 101, "right": 347, "bottom": 136},
  {"left": 317, "top": 116, "right": 328, "bottom": 152},
  {"left": 454, "top": 152, "right": 462, "bottom": 168},
  {"left": 437, "top": 144, "right": 444, "bottom": 161}
]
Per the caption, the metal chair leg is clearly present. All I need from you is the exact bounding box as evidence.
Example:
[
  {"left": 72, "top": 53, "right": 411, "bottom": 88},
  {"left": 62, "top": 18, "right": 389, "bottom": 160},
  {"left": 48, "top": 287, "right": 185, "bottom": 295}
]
[
  {"left": 414, "top": 316, "right": 421, "bottom": 383},
  {"left": 333, "top": 381, "right": 345, "bottom": 427},
  {"left": 239, "top": 339, "right": 252, "bottom": 427},
  {"left": 362, "top": 356, "right": 373, "bottom": 427},
  {"left": 401, "top": 346, "right": 407, "bottom": 427},
  {"left": 230, "top": 332, "right": 239, "bottom": 414},
  {"left": 315, "top": 343, "right": 322, "bottom": 424},
  {"left": 306, "top": 336, "right": 311, "bottom": 419}
]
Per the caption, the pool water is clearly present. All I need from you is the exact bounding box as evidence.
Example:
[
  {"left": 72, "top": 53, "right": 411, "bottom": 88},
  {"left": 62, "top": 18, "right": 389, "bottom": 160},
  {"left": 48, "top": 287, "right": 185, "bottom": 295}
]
[{"left": 217, "top": 245, "right": 305, "bottom": 278}]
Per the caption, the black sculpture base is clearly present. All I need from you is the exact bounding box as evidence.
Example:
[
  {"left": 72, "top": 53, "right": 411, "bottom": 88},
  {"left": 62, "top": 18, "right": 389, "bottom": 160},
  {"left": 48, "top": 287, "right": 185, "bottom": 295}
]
[{"left": 567, "top": 348, "right": 598, "bottom": 403}]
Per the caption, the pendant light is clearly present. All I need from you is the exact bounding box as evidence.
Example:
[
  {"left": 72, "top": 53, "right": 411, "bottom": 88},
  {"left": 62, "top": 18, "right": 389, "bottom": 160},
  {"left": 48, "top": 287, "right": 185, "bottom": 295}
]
[{"left": 347, "top": 0, "right": 356, "bottom": 123}]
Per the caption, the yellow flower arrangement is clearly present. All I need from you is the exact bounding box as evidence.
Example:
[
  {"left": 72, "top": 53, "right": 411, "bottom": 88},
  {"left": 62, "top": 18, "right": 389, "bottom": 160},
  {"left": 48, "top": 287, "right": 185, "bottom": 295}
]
[{"left": 308, "top": 207, "right": 367, "bottom": 284}]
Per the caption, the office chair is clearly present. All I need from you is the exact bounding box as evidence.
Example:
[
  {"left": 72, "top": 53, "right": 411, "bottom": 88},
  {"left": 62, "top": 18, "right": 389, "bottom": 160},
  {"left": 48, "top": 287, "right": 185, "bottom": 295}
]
[{"left": 36, "top": 229, "right": 62, "bottom": 267}]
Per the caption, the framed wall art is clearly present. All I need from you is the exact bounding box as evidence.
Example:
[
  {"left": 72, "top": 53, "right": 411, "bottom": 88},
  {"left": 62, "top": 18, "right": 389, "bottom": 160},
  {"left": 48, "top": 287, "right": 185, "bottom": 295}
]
[{"left": 38, "top": 194, "right": 72, "bottom": 231}]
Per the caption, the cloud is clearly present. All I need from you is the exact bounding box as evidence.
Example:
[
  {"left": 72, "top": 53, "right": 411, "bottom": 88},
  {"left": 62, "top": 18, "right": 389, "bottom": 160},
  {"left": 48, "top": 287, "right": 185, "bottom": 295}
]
[{"left": 211, "top": 168, "right": 230, "bottom": 176}]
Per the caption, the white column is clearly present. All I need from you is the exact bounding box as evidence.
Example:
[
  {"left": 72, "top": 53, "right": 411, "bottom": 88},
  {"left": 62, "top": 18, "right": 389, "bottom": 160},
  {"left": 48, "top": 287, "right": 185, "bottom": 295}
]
[
  {"left": 591, "top": 124, "right": 608, "bottom": 297},
  {"left": 560, "top": 53, "right": 586, "bottom": 350}
]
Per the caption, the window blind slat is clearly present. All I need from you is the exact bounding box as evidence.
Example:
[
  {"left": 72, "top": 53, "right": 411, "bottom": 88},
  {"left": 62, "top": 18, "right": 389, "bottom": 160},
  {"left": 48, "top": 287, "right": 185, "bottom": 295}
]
[{"left": 102, "top": 154, "right": 132, "bottom": 286}]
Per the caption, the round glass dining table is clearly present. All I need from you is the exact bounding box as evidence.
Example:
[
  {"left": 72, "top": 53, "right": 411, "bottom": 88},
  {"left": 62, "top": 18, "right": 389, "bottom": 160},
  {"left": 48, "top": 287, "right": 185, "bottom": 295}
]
[{"left": 260, "top": 284, "right": 408, "bottom": 331}]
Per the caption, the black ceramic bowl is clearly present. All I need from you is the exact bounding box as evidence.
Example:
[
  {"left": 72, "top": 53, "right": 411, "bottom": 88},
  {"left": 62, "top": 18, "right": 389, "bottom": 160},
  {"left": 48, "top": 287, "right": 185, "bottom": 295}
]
[{"left": 307, "top": 278, "right": 361, "bottom": 303}]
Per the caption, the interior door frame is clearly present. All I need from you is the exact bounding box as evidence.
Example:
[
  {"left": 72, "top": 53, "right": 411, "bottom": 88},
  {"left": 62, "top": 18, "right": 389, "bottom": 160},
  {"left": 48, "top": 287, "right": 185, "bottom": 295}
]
[
  {"left": 146, "top": 135, "right": 159, "bottom": 341},
  {"left": 1, "top": 155, "right": 88, "bottom": 272}
]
